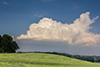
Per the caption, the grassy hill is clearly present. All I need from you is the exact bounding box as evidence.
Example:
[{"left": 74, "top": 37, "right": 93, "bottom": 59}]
[{"left": 0, "top": 53, "right": 100, "bottom": 67}]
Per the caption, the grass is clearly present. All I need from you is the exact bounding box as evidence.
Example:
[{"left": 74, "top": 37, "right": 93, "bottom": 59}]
[{"left": 0, "top": 53, "right": 100, "bottom": 67}]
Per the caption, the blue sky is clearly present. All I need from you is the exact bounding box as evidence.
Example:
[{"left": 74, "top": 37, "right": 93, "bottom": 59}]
[
  {"left": 0, "top": 0, "right": 100, "bottom": 55},
  {"left": 0, "top": 0, "right": 100, "bottom": 36}
]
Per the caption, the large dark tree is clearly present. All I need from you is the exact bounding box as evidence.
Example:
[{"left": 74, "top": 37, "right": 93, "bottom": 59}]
[{"left": 0, "top": 34, "right": 19, "bottom": 53}]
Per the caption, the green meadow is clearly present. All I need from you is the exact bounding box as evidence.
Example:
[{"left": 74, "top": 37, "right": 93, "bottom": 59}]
[{"left": 0, "top": 53, "right": 100, "bottom": 67}]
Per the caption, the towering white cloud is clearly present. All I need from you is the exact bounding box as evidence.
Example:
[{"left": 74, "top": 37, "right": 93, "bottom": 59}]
[{"left": 17, "top": 12, "right": 100, "bottom": 46}]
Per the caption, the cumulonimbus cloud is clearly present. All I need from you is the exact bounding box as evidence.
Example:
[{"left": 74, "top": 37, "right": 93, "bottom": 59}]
[{"left": 17, "top": 12, "right": 100, "bottom": 46}]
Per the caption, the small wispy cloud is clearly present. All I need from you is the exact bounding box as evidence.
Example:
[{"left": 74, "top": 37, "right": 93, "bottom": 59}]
[
  {"left": 34, "top": 14, "right": 44, "bottom": 18},
  {"left": 2, "top": 1, "right": 8, "bottom": 5},
  {"left": 41, "top": 0, "right": 54, "bottom": 3}
]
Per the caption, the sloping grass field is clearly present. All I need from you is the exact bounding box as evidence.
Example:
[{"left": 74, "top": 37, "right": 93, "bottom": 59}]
[{"left": 0, "top": 53, "right": 100, "bottom": 67}]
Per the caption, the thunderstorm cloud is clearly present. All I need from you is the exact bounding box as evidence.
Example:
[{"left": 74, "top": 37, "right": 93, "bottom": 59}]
[{"left": 17, "top": 12, "right": 100, "bottom": 46}]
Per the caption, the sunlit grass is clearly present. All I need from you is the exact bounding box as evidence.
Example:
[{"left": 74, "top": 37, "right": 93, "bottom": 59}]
[{"left": 0, "top": 53, "right": 100, "bottom": 67}]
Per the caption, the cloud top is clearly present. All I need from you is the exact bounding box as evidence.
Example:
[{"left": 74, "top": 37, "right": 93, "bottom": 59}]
[{"left": 17, "top": 12, "right": 100, "bottom": 46}]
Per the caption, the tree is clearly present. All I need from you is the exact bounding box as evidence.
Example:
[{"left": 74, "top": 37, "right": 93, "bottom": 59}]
[{"left": 0, "top": 34, "right": 19, "bottom": 53}]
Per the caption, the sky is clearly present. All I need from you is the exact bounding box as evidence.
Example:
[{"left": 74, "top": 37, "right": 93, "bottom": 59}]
[{"left": 0, "top": 0, "right": 100, "bottom": 56}]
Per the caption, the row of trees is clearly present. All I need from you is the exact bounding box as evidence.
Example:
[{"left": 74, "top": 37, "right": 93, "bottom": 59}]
[{"left": 0, "top": 34, "right": 19, "bottom": 53}]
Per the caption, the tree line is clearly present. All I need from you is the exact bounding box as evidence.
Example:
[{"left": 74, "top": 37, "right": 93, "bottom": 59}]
[{"left": 0, "top": 34, "right": 19, "bottom": 53}]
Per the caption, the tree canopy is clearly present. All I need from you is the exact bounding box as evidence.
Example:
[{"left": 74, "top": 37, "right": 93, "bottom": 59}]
[{"left": 0, "top": 34, "right": 19, "bottom": 53}]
